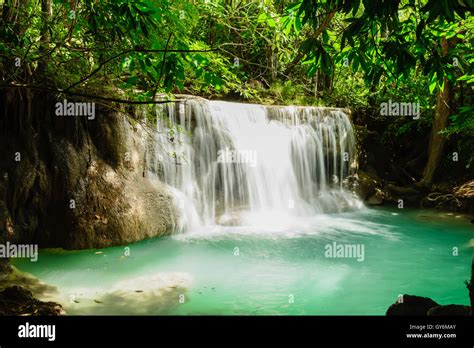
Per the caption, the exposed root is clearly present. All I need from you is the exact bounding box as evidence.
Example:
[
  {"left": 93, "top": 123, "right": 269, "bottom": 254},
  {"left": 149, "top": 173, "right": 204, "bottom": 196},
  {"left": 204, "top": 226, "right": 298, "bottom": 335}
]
[{"left": 421, "top": 192, "right": 462, "bottom": 209}]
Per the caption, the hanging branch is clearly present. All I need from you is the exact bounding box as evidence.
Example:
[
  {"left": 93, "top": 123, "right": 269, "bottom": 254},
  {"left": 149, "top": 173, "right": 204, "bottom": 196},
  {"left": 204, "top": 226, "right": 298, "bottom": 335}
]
[
  {"left": 152, "top": 33, "right": 174, "bottom": 100},
  {"left": 0, "top": 84, "right": 184, "bottom": 104}
]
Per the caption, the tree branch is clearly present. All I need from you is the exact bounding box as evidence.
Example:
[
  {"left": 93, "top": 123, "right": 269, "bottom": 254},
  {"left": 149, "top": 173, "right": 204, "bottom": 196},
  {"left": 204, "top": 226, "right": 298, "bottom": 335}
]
[
  {"left": 153, "top": 33, "right": 173, "bottom": 99},
  {"left": 0, "top": 84, "right": 183, "bottom": 104},
  {"left": 63, "top": 47, "right": 219, "bottom": 92},
  {"left": 283, "top": 9, "right": 337, "bottom": 76}
]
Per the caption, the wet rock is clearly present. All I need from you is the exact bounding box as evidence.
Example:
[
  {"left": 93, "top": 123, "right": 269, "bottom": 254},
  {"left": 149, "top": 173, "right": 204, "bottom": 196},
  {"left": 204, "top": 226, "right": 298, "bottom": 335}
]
[
  {"left": 454, "top": 180, "right": 474, "bottom": 214},
  {"left": 386, "top": 295, "right": 439, "bottom": 316},
  {"left": 216, "top": 206, "right": 246, "bottom": 226},
  {"left": 455, "top": 180, "right": 474, "bottom": 199},
  {"left": 216, "top": 213, "right": 241, "bottom": 226},
  {"left": 366, "top": 194, "right": 382, "bottom": 205},
  {"left": 354, "top": 171, "right": 380, "bottom": 200},
  {"left": 1, "top": 90, "right": 180, "bottom": 249},
  {"left": 385, "top": 184, "right": 425, "bottom": 206},
  {"left": 427, "top": 305, "right": 470, "bottom": 316},
  {"left": 53, "top": 113, "right": 179, "bottom": 249},
  {"left": 0, "top": 286, "right": 65, "bottom": 316},
  {"left": 386, "top": 295, "right": 471, "bottom": 316},
  {"left": 386, "top": 184, "right": 421, "bottom": 196}
]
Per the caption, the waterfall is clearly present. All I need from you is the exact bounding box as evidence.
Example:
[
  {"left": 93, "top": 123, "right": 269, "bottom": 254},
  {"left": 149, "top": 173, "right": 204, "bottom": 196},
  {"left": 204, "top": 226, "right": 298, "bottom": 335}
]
[{"left": 146, "top": 99, "right": 362, "bottom": 232}]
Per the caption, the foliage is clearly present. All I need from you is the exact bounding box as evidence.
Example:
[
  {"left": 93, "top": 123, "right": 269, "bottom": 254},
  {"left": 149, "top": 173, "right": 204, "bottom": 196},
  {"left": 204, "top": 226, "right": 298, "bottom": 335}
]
[{"left": 1, "top": 0, "right": 472, "bottom": 173}]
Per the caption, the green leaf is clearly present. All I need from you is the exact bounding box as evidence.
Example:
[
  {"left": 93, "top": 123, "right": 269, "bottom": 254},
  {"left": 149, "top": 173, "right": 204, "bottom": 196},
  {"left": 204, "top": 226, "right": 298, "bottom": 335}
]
[
  {"left": 126, "top": 76, "right": 138, "bottom": 85},
  {"left": 429, "top": 73, "right": 437, "bottom": 93}
]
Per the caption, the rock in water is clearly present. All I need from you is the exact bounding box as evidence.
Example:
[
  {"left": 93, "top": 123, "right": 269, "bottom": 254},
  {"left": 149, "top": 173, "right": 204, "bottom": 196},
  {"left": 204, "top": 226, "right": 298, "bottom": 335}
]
[
  {"left": 386, "top": 294, "right": 439, "bottom": 316},
  {"left": 427, "top": 305, "right": 470, "bottom": 316},
  {"left": 0, "top": 286, "right": 65, "bottom": 316},
  {"left": 64, "top": 272, "right": 192, "bottom": 315},
  {"left": 366, "top": 194, "right": 383, "bottom": 205}
]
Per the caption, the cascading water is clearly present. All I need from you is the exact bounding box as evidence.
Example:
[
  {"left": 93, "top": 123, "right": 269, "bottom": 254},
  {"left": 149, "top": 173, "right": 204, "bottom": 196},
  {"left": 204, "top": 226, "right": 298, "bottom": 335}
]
[{"left": 146, "top": 99, "right": 362, "bottom": 233}]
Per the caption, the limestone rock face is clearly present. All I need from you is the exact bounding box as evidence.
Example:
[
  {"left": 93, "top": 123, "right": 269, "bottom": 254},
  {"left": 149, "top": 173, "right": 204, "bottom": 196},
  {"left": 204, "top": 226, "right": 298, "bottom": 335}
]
[
  {"left": 49, "top": 112, "right": 179, "bottom": 249},
  {"left": 1, "top": 92, "right": 178, "bottom": 250}
]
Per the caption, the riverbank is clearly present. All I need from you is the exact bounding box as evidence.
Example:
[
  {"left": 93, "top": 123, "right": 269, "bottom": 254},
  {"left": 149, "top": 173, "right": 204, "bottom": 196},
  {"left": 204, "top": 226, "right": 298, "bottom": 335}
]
[{"left": 0, "top": 267, "right": 64, "bottom": 316}]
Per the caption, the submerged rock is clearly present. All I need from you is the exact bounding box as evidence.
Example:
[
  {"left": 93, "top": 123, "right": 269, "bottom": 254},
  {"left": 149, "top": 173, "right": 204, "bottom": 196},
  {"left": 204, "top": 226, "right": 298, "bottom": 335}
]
[
  {"left": 0, "top": 286, "right": 65, "bottom": 316},
  {"left": 63, "top": 272, "right": 192, "bottom": 315}
]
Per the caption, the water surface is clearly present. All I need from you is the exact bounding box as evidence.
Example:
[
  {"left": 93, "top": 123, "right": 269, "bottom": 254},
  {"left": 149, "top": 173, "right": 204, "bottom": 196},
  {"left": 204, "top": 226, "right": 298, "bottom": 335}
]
[{"left": 13, "top": 207, "right": 473, "bottom": 315}]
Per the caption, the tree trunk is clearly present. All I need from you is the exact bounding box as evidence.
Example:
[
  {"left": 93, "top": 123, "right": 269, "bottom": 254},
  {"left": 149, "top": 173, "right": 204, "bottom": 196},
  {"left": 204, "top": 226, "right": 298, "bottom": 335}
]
[
  {"left": 468, "top": 256, "right": 474, "bottom": 316},
  {"left": 1, "top": 0, "right": 19, "bottom": 23},
  {"left": 283, "top": 9, "right": 336, "bottom": 76},
  {"left": 270, "top": 47, "right": 277, "bottom": 82},
  {"left": 422, "top": 37, "right": 452, "bottom": 186},
  {"left": 422, "top": 76, "right": 451, "bottom": 185},
  {"left": 40, "top": 0, "right": 52, "bottom": 43},
  {"left": 38, "top": 0, "right": 52, "bottom": 73}
]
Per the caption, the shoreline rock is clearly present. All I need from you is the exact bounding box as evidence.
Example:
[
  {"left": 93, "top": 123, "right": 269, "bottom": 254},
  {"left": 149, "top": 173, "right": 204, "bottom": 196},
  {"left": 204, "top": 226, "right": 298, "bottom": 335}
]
[
  {"left": 351, "top": 169, "right": 474, "bottom": 217},
  {"left": 386, "top": 294, "right": 471, "bottom": 316},
  {"left": 386, "top": 295, "right": 439, "bottom": 316},
  {"left": 0, "top": 286, "right": 65, "bottom": 316}
]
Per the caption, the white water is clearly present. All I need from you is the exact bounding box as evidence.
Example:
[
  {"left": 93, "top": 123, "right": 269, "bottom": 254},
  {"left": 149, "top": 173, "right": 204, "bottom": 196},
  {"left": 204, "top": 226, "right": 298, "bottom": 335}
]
[{"left": 146, "top": 99, "right": 362, "bottom": 232}]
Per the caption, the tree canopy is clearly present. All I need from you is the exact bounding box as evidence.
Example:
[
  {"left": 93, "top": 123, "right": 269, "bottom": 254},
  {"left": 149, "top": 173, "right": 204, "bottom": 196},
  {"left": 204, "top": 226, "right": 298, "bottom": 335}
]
[{"left": 1, "top": 0, "right": 473, "bottom": 182}]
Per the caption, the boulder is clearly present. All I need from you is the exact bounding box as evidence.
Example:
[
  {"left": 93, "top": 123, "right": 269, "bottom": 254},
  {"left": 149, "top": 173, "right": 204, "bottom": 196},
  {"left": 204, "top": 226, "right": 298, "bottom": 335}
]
[
  {"left": 427, "top": 305, "right": 470, "bottom": 316},
  {"left": 366, "top": 188, "right": 385, "bottom": 205},
  {"left": 454, "top": 180, "right": 474, "bottom": 199},
  {"left": 0, "top": 286, "right": 65, "bottom": 316},
  {"left": 348, "top": 171, "right": 380, "bottom": 201},
  {"left": 387, "top": 184, "right": 424, "bottom": 204},
  {"left": 386, "top": 295, "right": 439, "bottom": 316},
  {"left": 454, "top": 180, "right": 474, "bottom": 214}
]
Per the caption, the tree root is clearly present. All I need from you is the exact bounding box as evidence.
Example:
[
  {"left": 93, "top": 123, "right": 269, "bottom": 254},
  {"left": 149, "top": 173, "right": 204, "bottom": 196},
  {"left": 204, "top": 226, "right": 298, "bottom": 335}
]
[{"left": 421, "top": 192, "right": 462, "bottom": 209}]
